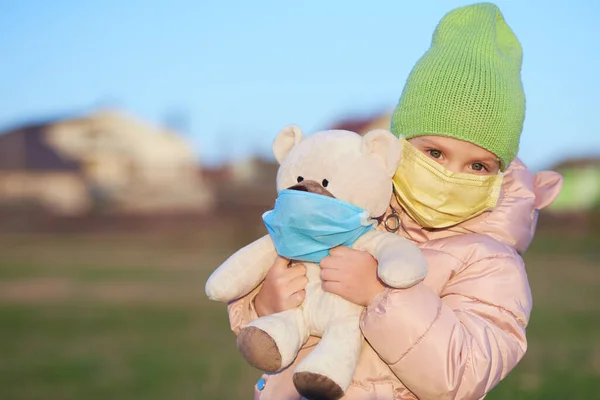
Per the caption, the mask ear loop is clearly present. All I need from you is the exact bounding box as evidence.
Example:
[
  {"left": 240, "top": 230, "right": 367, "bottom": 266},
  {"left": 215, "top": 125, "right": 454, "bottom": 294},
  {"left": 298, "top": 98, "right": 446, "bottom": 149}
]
[
  {"left": 383, "top": 208, "right": 401, "bottom": 233},
  {"left": 383, "top": 188, "right": 410, "bottom": 236}
]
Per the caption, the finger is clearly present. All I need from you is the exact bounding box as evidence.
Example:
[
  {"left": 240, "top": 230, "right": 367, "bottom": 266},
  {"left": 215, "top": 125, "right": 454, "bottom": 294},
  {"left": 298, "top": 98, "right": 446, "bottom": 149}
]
[
  {"left": 269, "top": 257, "right": 292, "bottom": 279},
  {"left": 320, "top": 267, "right": 341, "bottom": 282},
  {"left": 320, "top": 255, "right": 340, "bottom": 270},
  {"left": 289, "top": 289, "right": 306, "bottom": 307},
  {"left": 285, "top": 263, "right": 307, "bottom": 278},
  {"left": 277, "top": 265, "right": 305, "bottom": 283},
  {"left": 274, "top": 265, "right": 305, "bottom": 288},
  {"left": 320, "top": 255, "right": 345, "bottom": 270},
  {"left": 329, "top": 246, "right": 355, "bottom": 257},
  {"left": 273, "top": 256, "right": 290, "bottom": 270},
  {"left": 288, "top": 275, "right": 309, "bottom": 293}
]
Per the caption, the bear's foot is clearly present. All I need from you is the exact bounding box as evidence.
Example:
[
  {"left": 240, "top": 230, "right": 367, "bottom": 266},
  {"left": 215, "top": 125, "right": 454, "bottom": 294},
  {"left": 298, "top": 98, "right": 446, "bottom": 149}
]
[
  {"left": 293, "top": 371, "right": 344, "bottom": 400},
  {"left": 237, "top": 326, "right": 282, "bottom": 372}
]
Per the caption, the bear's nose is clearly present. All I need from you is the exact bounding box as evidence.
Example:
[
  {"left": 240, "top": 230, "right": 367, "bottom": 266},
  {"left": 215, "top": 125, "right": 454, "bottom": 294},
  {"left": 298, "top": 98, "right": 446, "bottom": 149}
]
[{"left": 288, "top": 180, "right": 335, "bottom": 198}]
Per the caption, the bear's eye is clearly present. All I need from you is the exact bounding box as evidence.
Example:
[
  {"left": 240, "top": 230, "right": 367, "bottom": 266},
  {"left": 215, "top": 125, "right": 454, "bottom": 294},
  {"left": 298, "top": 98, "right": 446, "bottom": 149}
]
[
  {"left": 297, "top": 176, "right": 304, "bottom": 183},
  {"left": 322, "top": 179, "right": 329, "bottom": 187}
]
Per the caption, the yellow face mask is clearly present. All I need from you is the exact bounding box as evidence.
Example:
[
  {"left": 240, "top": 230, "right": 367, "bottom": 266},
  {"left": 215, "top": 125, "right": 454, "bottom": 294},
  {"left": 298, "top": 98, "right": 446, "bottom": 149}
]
[{"left": 392, "top": 138, "right": 503, "bottom": 229}]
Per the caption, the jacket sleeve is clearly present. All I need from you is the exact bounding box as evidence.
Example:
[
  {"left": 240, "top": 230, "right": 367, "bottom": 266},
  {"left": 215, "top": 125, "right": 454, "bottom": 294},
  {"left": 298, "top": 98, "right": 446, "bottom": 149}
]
[{"left": 360, "top": 247, "right": 532, "bottom": 400}]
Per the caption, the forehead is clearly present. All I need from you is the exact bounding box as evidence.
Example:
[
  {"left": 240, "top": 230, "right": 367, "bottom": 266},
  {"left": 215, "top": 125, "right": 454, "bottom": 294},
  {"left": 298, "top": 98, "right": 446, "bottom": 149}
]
[{"left": 410, "top": 135, "right": 498, "bottom": 161}]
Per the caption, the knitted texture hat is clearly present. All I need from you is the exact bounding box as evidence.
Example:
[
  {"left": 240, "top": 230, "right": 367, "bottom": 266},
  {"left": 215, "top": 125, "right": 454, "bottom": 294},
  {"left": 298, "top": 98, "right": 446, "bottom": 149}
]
[{"left": 390, "top": 2, "right": 525, "bottom": 169}]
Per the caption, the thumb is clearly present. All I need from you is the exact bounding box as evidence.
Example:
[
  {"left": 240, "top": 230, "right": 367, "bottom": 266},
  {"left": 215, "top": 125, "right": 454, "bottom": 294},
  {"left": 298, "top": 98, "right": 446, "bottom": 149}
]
[{"left": 293, "top": 289, "right": 306, "bottom": 305}]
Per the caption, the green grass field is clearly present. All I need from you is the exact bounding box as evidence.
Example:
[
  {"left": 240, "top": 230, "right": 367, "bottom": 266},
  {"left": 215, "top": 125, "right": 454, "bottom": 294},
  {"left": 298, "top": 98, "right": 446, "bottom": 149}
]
[{"left": 0, "top": 230, "right": 598, "bottom": 399}]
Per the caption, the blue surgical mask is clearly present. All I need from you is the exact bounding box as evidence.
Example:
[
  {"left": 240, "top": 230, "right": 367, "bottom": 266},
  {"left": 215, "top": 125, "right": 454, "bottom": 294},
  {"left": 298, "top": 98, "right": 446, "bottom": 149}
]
[{"left": 262, "top": 189, "right": 376, "bottom": 264}]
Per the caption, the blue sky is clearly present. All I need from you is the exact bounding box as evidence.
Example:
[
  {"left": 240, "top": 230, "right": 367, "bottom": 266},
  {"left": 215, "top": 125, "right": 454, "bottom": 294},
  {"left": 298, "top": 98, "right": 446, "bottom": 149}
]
[{"left": 1, "top": 0, "right": 598, "bottom": 170}]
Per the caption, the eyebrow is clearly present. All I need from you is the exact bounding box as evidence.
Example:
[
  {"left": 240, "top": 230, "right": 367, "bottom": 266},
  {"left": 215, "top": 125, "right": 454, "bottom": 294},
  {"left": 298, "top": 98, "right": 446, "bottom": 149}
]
[
  {"left": 417, "top": 137, "right": 450, "bottom": 151},
  {"left": 475, "top": 156, "right": 501, "bottom": 164},
  {"left": 417, "top": 137, "right": 454, "bottom": 153},
  {"left": 418, "top": 138, "right": 440, "bottom": 146}
]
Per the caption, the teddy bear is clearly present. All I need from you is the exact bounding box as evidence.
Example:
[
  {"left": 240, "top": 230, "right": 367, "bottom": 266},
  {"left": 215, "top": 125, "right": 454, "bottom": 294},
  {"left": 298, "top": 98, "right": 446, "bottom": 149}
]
[{"left": 205, "top": 125, "right": 428, "bottom": 400}]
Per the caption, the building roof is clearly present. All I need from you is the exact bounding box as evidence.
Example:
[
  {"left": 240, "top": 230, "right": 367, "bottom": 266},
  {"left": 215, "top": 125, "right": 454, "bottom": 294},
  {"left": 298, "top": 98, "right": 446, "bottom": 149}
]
[
  {"left": 0, "top": 108, "right": 196, "bottom": 172},
  {"left": 551, "top": 156, "right": 600, "bottom": 170},
  {"left": 0, "top": 123, "right": 80, "bottom": 171}
]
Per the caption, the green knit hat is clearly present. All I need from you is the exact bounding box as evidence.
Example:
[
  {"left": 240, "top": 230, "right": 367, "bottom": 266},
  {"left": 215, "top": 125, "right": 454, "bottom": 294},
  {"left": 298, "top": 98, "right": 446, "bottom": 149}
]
[{"left": 390, "top": 2, "right": 525, "bottom": 170}]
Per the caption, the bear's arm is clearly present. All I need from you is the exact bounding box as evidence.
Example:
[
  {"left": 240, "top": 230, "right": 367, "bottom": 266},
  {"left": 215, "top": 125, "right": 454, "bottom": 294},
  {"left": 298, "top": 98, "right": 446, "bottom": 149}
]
[
  {"left": 205, "top": 234, "right": 278, "bottom": 302},
  {"left": 352, "top": 230, "right": 427, "bottom": 288}
]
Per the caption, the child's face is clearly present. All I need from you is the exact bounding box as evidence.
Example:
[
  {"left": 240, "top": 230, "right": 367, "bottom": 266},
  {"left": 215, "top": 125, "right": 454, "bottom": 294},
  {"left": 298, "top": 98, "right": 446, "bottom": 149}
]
[{"left": 408, "top": 135, "right": 501, "bottom": 175}]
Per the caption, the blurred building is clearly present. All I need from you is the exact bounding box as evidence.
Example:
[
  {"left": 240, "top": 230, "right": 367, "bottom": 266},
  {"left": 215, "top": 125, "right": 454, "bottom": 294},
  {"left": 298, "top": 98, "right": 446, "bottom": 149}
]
[
  {"left": 202, "top": 111, "right": 393, "bottom": 213},
  {"left": 203, "top": 156, "right": 279, "bottom": 213},
  {"left": 0, "top": 110, "right": 214, "bottom": 215},
  {"left": 329, "top": 112, "right": 392, "bottom": 135},
  {"left": 547, "top": 157, "right": 600, "bottom": 213}
]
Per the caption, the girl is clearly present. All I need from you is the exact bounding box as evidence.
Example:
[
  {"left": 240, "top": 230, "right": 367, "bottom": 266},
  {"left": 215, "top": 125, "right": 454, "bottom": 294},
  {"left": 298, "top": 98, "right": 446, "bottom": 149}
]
[{"left": 229, "top": 3, "right": 563, "bottom": 399}]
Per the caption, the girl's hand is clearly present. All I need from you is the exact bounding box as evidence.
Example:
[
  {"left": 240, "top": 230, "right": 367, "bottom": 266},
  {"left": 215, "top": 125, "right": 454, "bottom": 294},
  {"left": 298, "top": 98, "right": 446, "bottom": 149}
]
[
  {"left": 254, "top": 256, "right": 308, "bottom": 317},
  {"left": 320, "top": 246, "right": 385, "bottom": 307}
]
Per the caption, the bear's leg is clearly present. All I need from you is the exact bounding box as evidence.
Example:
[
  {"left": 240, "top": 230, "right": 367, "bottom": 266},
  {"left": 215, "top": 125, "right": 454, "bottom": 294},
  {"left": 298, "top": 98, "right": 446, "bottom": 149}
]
[
  {"left": 237, "top": 308, "right": 308, "bottom": 372},
  {"left": 293, "top": 316, "right": 362, "bottom": 400}
]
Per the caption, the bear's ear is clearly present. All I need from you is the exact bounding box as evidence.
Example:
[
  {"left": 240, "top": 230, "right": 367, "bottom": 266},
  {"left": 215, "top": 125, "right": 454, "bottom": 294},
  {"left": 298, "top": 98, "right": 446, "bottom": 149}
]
[
  {"left": 533, "top": 170, "right": 564, "bottom": 210},
  {"left": 273, "top": 125, "right": 303, "bottom": 164},
  {"left": 361, "top": 129, "right": 402, "bottom": 177}
]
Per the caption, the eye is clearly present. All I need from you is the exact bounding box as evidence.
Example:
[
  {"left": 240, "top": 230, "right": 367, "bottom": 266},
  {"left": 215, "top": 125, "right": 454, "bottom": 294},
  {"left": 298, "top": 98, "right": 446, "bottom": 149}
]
[
  {"left": 471, "top": 162, "right": 488, "bottom": 172},
  {"left": 297, "top": 176, "right": 304, "bottom": 183},
  {"left": 322, "top": 179, "right": 329, "bottom": 187},
  {"left": 427, "top": 149, "right": 442, "bottom": 159}
]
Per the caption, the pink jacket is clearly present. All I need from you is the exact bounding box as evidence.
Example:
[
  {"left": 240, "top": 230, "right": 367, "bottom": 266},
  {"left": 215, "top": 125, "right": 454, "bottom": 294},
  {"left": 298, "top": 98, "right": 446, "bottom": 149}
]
[{"left": 227, "top": 159, "right": 563, "bottom": 400}]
